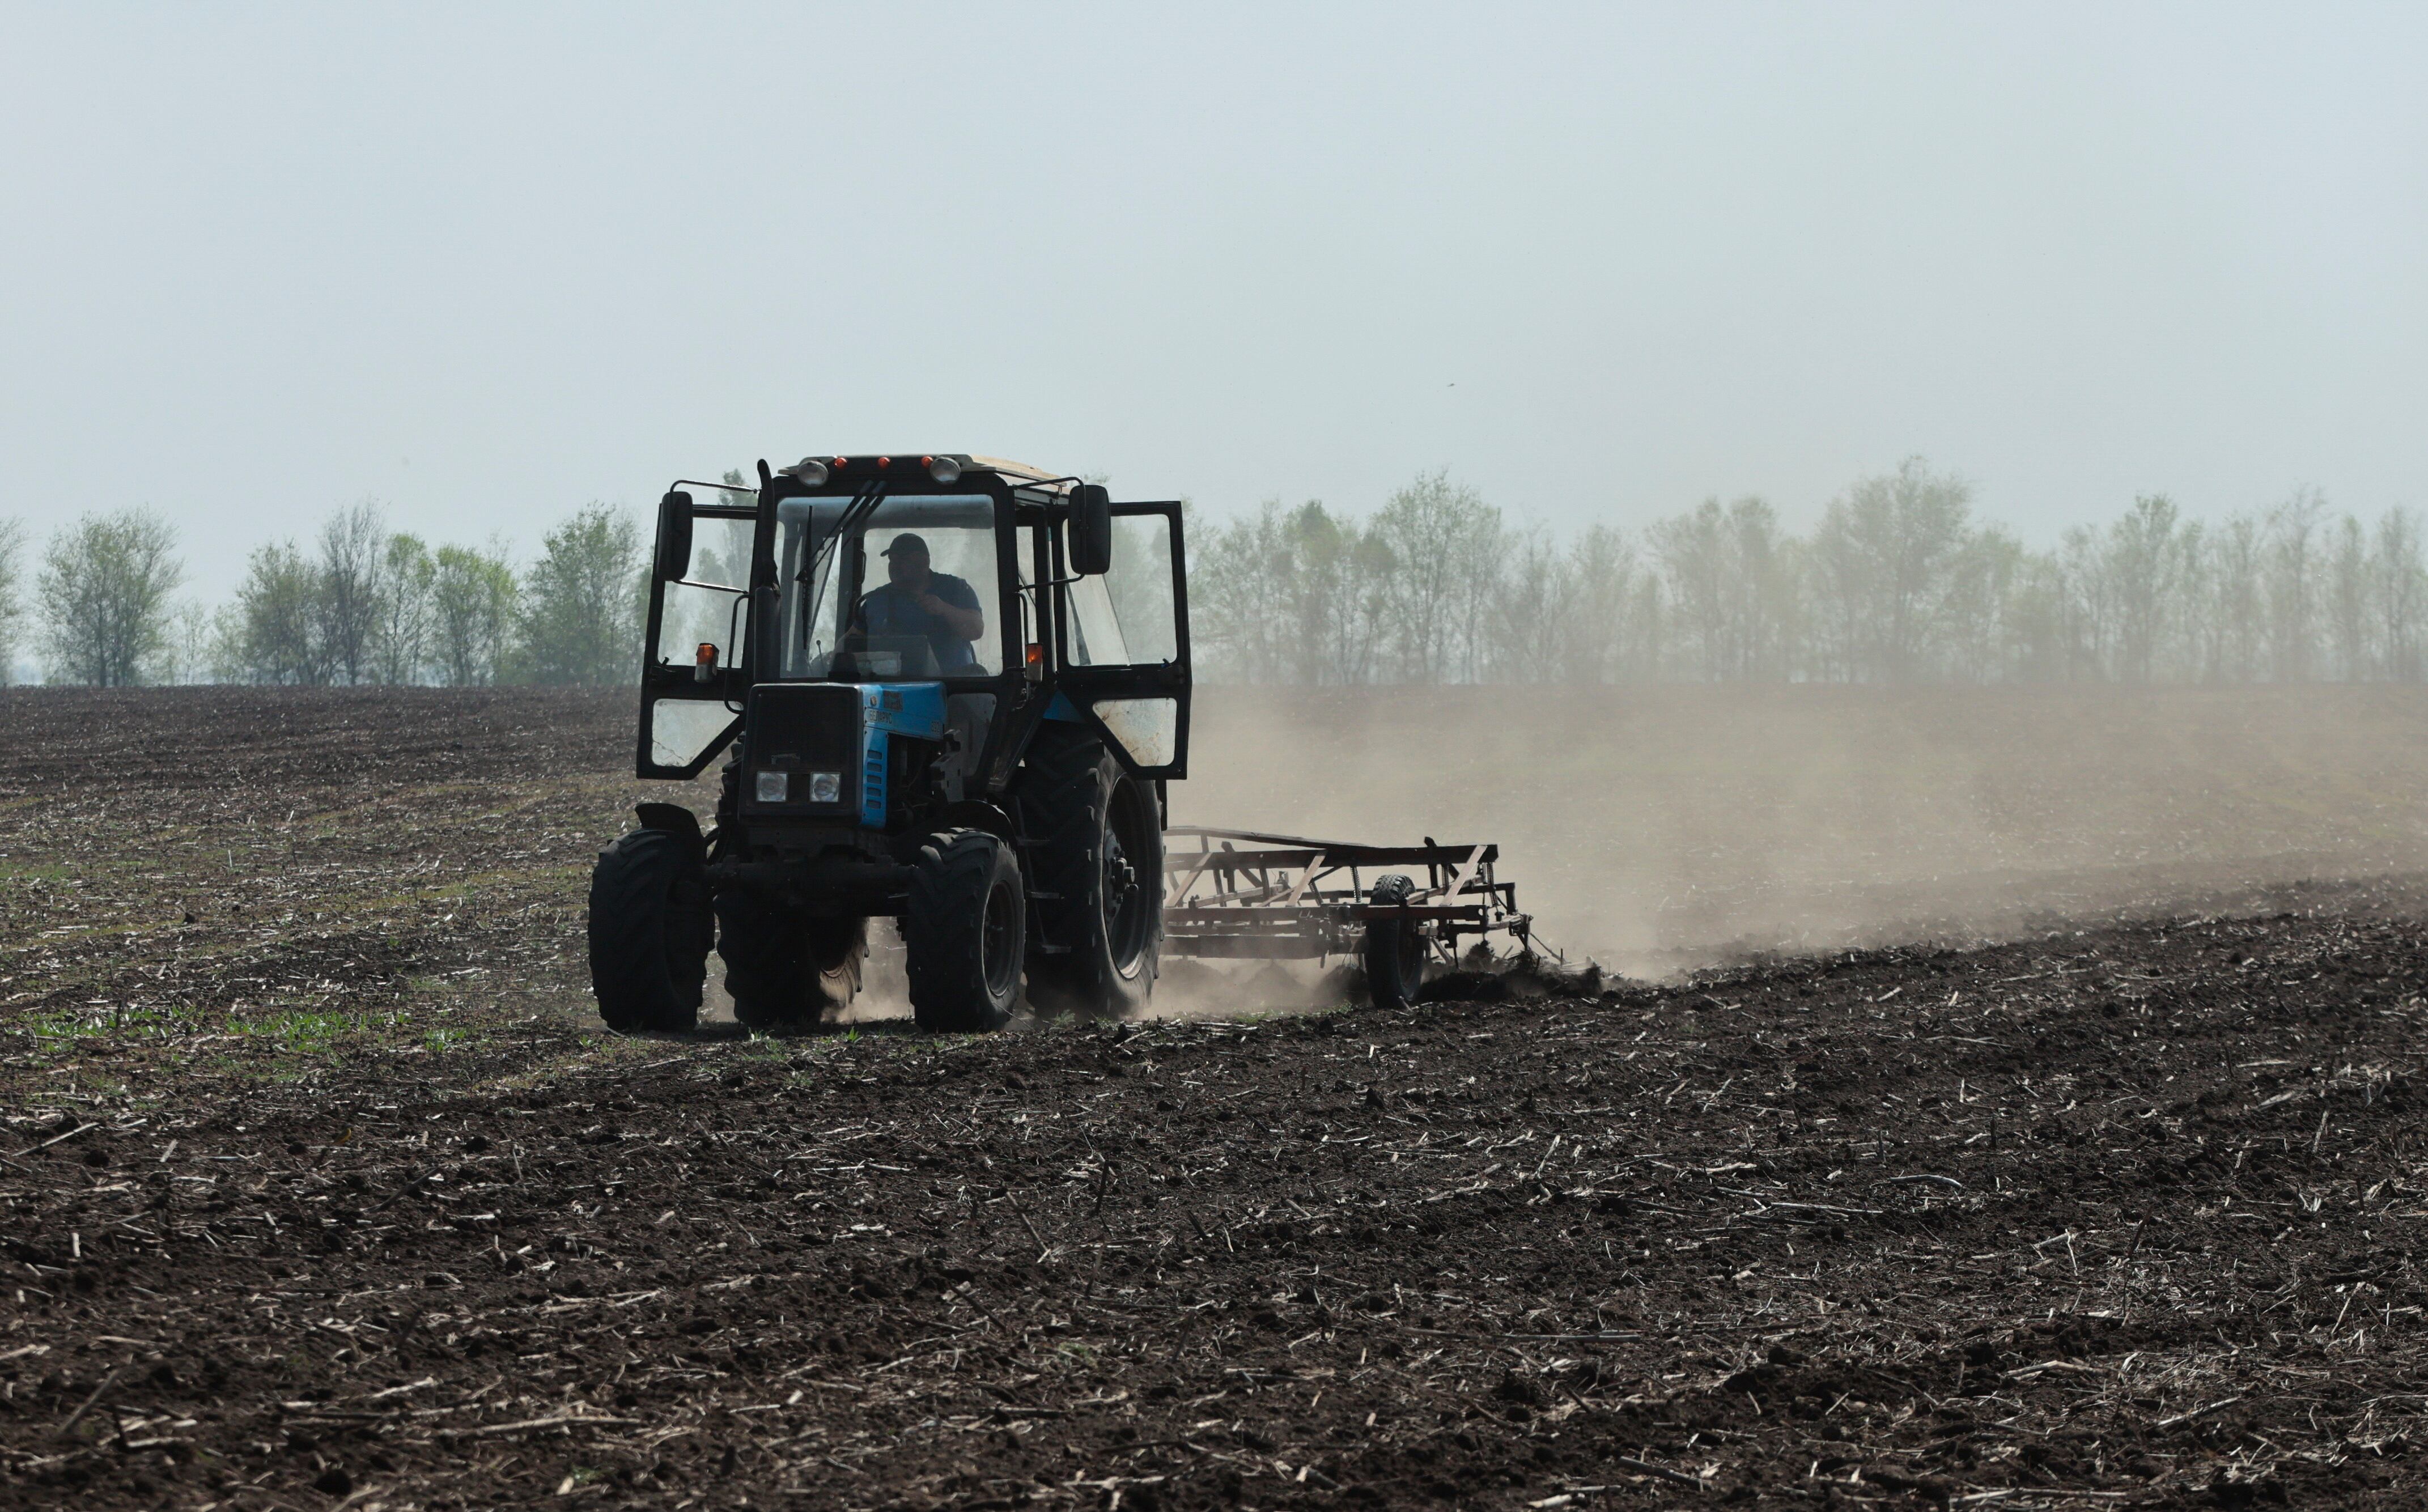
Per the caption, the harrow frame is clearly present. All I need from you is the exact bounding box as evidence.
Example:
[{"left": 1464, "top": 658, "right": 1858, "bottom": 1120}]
[{"left": 1159, "top": 826, "right": 1535, "bottom": 964}]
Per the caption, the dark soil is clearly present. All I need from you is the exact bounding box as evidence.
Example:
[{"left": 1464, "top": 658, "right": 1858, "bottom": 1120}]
[{"left": 5, "top": 690, "right": 2428, "bottom": 1509}]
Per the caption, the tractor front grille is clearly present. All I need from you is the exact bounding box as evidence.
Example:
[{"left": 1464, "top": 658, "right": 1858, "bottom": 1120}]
[{"left": 739, "top": 683, "right": 861, "bottom": 819}]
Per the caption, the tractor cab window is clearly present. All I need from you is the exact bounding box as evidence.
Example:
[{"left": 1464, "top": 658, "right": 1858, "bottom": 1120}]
[
  {"left": 654, "top": 509, "right": 755, "bottom": 675},
  {"left": 1059, "top": 509, "right": 1185, "bottom": 770},
  {"left": 1063, "top": 513, "right": 1179, "bottom": 666},
  {"left": 778, "top": 495, "right": 1008, "bottom": 680}
]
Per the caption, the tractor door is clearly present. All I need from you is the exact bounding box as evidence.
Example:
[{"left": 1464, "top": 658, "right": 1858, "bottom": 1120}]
[
  {"left": 635, "top": 484, "right": 762, "bottom": 779},
  {"left": 1054, "top": 502, "right": 1191, "bottom": 780}
]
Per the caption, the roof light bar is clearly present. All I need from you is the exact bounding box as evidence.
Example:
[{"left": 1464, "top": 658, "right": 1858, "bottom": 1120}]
[{"left": 780, "top": 453, "right": 974, "bottom": 485}]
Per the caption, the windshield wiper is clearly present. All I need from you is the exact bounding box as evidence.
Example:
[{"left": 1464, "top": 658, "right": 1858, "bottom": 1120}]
[{"left": 796, "top": 480, "right": 888, "bottom": 651}]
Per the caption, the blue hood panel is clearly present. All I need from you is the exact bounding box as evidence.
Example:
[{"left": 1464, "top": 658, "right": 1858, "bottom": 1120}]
[{"left": 858, "top": 683, "right": 946, "bottom": 827}]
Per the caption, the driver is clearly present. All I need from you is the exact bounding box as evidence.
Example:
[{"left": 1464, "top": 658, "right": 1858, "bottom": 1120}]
[{"left": 852, "top": 533, "right": 985, "bottom": 672}]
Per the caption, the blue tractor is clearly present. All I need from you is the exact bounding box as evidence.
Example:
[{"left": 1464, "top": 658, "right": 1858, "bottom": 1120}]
[{"left": 587, "top": 454, "right": 1189, "bottom": 1034}]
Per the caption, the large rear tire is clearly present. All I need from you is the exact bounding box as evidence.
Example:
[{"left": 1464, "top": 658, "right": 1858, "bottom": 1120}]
[
  {"left": 1016, "top": 729, "right": 1161, "bottom": 1018},
  {"left": 719, "top": 896, "right": 864, "bottom": 1034},
  {"left": 588, "top": 828, "right": 712, "bottom": 1034},
  {"left": 905, "top": 830, "right": 1024, "bottom": 1033},
  {"left": 1362, "top": 873, "right": 1428, "bottom": 1010}
]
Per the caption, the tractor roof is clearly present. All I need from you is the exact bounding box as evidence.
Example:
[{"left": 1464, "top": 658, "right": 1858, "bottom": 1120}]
[{"left": 967, "top": 456, "right": 1071, "bottom": 488}]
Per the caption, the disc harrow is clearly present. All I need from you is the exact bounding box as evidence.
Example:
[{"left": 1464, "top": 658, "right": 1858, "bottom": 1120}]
[{"left": 1160, "top": 825, "right": 1535, "bottom": 967}]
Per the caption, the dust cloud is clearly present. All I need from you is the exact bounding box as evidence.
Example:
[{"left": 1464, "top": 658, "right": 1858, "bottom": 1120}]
[{"left": 1172, "top": 683, "right": 2428, "bottom": 978}]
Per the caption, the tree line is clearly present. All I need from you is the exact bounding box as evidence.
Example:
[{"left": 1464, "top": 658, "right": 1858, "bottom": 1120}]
[
  {"left": 1192, "top": 460, "right": 2428, "bottom": 685},
  {"left": 0, "top": 500, "right": 643, "bottom": 687},
  {"left": 5, "top": 458, "right": 2425, "bottom": 688}
]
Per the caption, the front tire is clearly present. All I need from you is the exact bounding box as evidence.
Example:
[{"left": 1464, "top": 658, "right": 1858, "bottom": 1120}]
[
  {"left": 1016, "top": 729, "right": 1161, "bottom": 1018},
  {"left": 905, "top": 830, "right": 1024, "bottom": 1033},
  {"left": 588, "top": 828, "right": 712, "bottom": 1034}
]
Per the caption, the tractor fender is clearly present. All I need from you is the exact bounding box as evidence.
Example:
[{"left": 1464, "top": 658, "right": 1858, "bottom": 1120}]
[
  {"left": 634, "top": 801, "right": 707, "bottom": 867},
  {"left": 931, "top": 799, "right": 1020, "bottom": 848}
]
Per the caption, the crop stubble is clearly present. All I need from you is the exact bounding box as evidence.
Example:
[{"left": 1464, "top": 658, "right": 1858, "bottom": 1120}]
[{"left": 4, "top": 688, "right": 2428, "bottom": 1508}]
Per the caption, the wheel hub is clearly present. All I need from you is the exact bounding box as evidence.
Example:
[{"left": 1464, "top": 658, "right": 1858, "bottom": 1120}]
[{"left": 1103, "top": 831, "right": 1137, "bottom": 914}]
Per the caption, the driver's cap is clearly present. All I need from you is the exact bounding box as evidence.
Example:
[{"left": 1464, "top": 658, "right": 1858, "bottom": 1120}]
[{"left": 880, "top": 532, "right": 929, "bottom": 558}]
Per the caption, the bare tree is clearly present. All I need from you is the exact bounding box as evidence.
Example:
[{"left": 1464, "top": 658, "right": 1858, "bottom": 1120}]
[
  {"left": 2327, "top": 513, "right": 2371, "bottom": 681},
  {"left": 520, "top": 506, "right": 645, "bottom": 686},
  {"left": 155, "top": 600, "right": 214, "bottom": 685},
  {"left": 1653, "top": 496, "right": 1792, "bottom": 682},
  {"left": 1803, "top": 517, "right": 1861, "bottom": 683},
  {"left": 1942, "top": 527, "right": 2027, "bottom": 683},
  {"left": 2208, "top": 515, "right": 2266, "bottom": 682},
  {"left": 1651, "top": 499, "right": 1733, "bottom": 683},
  {"left": 1295, "top": 503, "right": 1394, "bottom": 685},
  {"left": 0, "top": 519, "right": 23, "bottom": 685},
  {"left": 2168, "top": 518, "right": 2209, "bottom": 682},
  {"left": 232, "top": 540, "right": 332, "bottom": 685},
  {"left": 316, "top": 499, "right": 390, "bottom": 685},
  {"left": 1726, "top": 499, "right": 1793, "bottom": 680},
  {"left": 2375, "top": 508, "right": 2426, "bottom": 682},
  {"left": 373, "top": 533, "right": 435, "bottom": 684},
  {"left": 1196, "top": 500, "right": 1394, "bottom": 686},
  {"left": 1372, "top": 472, "right": 1497, "bottom": 684},
  {"left": 1190, "top": 500, "right": 1293, "bottom": 684},
  {"left": 205, "top": 604, "right": 249, "bottom": 683},
  {"left": 1482, "top": 525, "right": 1564, "bottom": 682},
  {"left": 2104, "top": 495, "right": 2188, "bottom": 684},
  {"left": 1181, "top": 462, "right": 2428, "bottom": 690},
  {"left": 430, "top": 543, "right": 519, "bottom": 686},
  {"left": 2266, "top": 489, "right": 2327, "bottom": 682},
  {"left": 1559, "top": 525, "right": 1648, "bottom": 685},
  {"left": 1451, "top": 508, "right": 1510, "bottom": 685},
  {"left": 1809, "top": 458, "right": 1972, "bottom": 683},
  {"left": 37, "top": 508, "right": 184, "bottom": 686},
  {"left": 2000, "top": 550, "right": 2070, "bottom": 683},
  {"left": 2056, "top": 526, "right": 2110, "bottom": 680}
]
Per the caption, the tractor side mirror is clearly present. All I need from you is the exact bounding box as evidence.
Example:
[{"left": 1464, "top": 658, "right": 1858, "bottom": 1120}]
[
  {"left": 655, "top": 491, "right": 694, "bottom": 581},
  {"left": 1069, "top": 484, "right": 1113, "bottom": 576}
]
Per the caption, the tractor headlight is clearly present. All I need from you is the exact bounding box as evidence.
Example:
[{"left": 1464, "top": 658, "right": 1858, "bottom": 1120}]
[
  {"left": 782, "top": 457, "right": 830, "bottom": 486},
  {"left": 926, "top": 455, "right": 962, "bottom": 484},
  {"left": 808, "top": 771, "right": 842, "bottom": 804},
  {"left": 755, "top": 770, "right": 788, "bottom": 803}
]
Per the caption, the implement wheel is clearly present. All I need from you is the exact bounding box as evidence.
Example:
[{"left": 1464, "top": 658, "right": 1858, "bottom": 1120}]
[
  {"left": 905, "top": 830, "right": 1024, "bottom": 1033},
  {"left": 1016, "top": 728, "right": 1162, "bottom": 1018},
  {"left": 588, "top": 828, "right": 712, "bottom": 1034},
  {"left": 1363, "top": 873, "right": 1427, "bottom": 1010}
]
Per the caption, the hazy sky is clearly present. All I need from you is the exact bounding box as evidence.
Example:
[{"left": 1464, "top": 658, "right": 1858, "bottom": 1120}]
[{"left": 6, "top": 3, "right": 2425, "bottom": 600}]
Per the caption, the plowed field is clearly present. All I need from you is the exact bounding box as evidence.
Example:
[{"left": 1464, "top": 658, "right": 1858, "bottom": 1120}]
[{"left": 6, "top": 687, "right": 2428, "bottom": 1510}]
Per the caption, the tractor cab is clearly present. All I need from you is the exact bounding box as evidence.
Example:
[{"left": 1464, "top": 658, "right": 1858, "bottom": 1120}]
[{"left": 638, "top": 455, "right": 1187, "bottom": 793}]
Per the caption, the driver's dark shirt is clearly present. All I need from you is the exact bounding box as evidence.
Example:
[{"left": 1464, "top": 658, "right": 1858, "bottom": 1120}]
[{"left": 853, "top": 574, "right": 982, "bottom": 670}]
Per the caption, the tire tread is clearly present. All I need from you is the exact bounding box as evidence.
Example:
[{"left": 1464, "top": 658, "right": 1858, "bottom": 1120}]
[
  {"left": 588, "top": 828, "right": 710, "bottom": 1033},
  {"left": 905, "top": 829, "right": 1021, "bottom": 1033},
  {"left": 1015, "top": 727, "right": 1160, "bottom": 1016}
]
